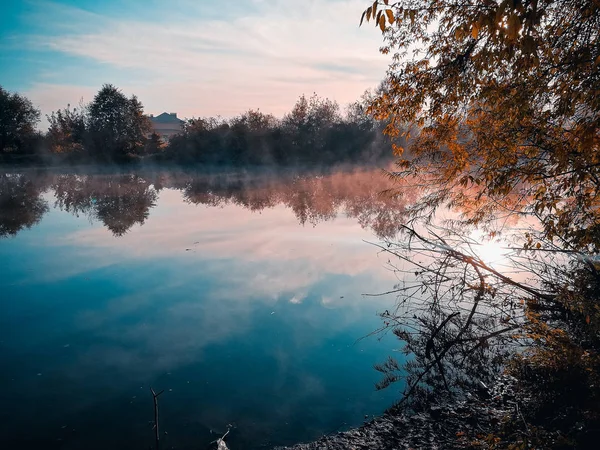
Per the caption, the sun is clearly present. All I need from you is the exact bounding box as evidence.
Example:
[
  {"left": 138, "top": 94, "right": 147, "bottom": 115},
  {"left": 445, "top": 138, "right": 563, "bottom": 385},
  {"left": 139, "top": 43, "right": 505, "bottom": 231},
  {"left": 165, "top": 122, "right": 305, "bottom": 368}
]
[
  {"left": 470, "top": 232, "right": 509, "bottom": 266},
  {"left": 478, "top": 239, "right": 508, "bottom": 265}
]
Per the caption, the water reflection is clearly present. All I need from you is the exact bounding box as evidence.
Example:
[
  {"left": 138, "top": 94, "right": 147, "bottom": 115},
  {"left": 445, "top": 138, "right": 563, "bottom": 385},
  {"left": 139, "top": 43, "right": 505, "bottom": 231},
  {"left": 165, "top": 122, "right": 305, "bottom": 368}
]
[
  {"left": 53, "top": 174, "right": 159, "bottom": 236},
  {"left": 0, "top": 167, "right": 412, "bottom": 239},
  {"left": 0, "top": 173, "right": 49, "bottom": 237},
  {"left": 0, "top": 166, "right": 407, "bottom": 450}
]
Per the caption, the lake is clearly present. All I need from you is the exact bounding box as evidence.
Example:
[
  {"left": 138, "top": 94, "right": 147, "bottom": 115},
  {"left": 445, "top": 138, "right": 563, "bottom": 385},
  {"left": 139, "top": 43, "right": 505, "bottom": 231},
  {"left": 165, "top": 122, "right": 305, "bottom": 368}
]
[{"left": 0, "top": 166, "right": 408, "bottom": 449}]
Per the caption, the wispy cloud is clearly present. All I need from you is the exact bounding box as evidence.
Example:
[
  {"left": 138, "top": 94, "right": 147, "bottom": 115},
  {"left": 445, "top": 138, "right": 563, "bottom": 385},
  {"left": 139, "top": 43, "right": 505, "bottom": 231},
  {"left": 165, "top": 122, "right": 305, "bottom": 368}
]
[{"left": 17, "top": 0, "right": 389, "bottom": 120}]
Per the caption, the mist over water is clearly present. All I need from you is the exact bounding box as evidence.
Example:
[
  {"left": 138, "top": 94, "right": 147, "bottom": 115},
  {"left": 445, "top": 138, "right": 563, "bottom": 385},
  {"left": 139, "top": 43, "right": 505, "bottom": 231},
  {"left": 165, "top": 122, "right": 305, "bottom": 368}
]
[{"left": 0, "top": 165, "right": 407, "bottom": 449}]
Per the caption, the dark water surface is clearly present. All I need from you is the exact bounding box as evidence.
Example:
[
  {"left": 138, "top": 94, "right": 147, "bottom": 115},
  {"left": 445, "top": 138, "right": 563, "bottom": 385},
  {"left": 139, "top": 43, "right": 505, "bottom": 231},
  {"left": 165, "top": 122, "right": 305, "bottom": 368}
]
[{"left": 0, "top": 166, "right": 407, "bottom": 449}]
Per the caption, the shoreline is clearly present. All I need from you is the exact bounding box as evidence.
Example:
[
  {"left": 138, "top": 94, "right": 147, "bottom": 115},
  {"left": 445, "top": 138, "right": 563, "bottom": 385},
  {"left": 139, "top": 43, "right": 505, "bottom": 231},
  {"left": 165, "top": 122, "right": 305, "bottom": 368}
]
[{"left": 274, "top": 376, "right": 519, "bottom": 450}]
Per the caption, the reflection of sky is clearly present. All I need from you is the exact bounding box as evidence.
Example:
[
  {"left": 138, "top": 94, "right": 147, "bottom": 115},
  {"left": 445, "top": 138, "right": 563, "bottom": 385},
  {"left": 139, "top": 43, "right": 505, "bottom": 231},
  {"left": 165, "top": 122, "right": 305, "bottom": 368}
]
[{"left": 0, "top": 186, "right": 401, "bottom": 449}]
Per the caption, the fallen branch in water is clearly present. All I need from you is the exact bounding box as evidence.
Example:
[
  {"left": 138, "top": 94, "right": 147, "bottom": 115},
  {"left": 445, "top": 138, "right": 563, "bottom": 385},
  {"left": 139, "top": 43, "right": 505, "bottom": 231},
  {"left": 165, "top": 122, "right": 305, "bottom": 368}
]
[{"left": 150, "top": 387, "right": 165, "bottom": 449}]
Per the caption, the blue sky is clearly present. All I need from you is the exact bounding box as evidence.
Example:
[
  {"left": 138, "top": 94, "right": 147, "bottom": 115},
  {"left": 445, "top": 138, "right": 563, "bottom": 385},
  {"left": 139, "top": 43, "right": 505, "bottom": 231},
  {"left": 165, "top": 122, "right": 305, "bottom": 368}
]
[{"left": 0, "top": 0, "right": 389, "bottom": 125}]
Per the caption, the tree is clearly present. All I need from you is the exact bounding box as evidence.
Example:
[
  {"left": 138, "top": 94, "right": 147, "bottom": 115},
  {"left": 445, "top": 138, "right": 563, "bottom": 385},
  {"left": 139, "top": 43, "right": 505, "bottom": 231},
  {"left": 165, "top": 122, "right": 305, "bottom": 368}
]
[
  {"left": 233, "top": 109, "right": 277, "bottom": 133},
  {"left": 46, "top": 101, "right": 88, "bottom": 154},
  {"left": 228, "top": 109, "right": 278, "bottom": 164},
  {"left": 356, "top": 1, "right": 600, "bottom": 446},
  {"left": 282, "top": 94, "right": 341, "bottom": 162},
  {"left": 88, "top": 84, "right": 151, "bottom": 160},
  {"left": 144, "top": 132, "right": 165, "bottom": 155},
  {"left": 0, "top": 86, "right": 41, "bottom": 155},
  {"left": 360, "top": 0, "right": 599, "bottom": 251}
]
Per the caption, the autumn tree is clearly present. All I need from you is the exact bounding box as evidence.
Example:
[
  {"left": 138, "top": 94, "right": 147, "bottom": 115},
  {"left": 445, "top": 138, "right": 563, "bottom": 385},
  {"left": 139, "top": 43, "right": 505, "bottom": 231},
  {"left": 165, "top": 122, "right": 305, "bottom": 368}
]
[
  {"left": 357, "top": 0, "right": 600, "bottom": 446},
  {"left": 360, "top": 0, "right": 599, "bottom": 248},
  {"left": 46, "top": 101, "right": 88, "bottom": 154}
]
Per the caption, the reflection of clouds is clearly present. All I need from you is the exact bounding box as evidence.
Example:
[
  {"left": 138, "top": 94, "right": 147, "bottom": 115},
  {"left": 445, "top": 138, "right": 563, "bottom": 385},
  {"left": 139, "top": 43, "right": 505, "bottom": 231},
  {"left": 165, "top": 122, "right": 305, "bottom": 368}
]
[
  {"left": 72, "top": 290, "right": 256, "bottom": 378},
  {"left": 289, "top": 294, "right": 305, "bottom": 304},
  {"left": 68, "top": 266, "right": 391, "bottom": 381},
  {"left": 58, "top": 225, "right": 396, "bottom": 382},
  {"left": 17, "top": 191, "right": 397, "bottom": 382},
  {"left": 5, "top": 172, "right": 399, "bottom": 384},
  {"left": 0, "top": 169, "right": 405, "bottom": 446},
  {"left": 56, "top": 190, "right": 398, "bottom": 286}
]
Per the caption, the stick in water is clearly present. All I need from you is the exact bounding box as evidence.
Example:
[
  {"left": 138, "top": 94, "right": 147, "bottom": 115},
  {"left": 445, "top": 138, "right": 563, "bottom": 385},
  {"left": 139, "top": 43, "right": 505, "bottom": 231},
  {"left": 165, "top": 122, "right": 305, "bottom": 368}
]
[{"left": 150, "top": 388, "right": 165, "bottom": 449}]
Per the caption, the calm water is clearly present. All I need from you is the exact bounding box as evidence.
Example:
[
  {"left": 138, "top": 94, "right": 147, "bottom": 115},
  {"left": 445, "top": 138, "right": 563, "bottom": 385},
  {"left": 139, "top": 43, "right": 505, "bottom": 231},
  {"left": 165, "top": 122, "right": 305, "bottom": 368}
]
[{"left": 0, "top": 166, "right": 408, "bottom": 449}]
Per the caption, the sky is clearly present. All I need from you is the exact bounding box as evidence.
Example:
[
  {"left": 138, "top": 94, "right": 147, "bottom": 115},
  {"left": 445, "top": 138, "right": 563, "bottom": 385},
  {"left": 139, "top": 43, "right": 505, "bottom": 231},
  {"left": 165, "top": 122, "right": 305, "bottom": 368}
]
[{"left": 0, "top": 0, "right": 389, "bottom": 125}]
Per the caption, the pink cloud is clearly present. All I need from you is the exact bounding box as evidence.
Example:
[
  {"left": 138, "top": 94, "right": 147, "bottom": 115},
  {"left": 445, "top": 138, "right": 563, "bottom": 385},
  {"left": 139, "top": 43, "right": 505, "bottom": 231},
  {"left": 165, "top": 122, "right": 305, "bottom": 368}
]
[{"left": 23, "top": 0, "right": 389, "bottom": 124}]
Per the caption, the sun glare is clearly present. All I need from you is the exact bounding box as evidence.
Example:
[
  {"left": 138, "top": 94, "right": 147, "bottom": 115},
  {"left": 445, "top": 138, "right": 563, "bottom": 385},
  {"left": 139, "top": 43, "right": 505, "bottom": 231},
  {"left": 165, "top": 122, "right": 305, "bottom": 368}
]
[
  {"left": 470, "top": 233, "right": 509, "bottom": 266},
  {"left": 478, "top": 240, "right": 508, "bottom": 265}
]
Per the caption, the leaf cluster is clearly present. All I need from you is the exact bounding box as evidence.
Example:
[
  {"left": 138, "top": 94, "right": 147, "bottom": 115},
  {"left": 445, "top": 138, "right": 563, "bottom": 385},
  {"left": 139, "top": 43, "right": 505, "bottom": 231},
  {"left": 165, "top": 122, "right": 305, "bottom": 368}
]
[{"left": 362, "top": 0, "right": 599, "bottom": 253}]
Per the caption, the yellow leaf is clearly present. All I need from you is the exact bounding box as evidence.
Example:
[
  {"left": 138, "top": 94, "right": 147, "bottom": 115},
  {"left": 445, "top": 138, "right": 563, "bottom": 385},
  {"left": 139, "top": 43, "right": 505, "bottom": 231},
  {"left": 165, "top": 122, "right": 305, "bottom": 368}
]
[
  {"left": 366, "top": 6, "right": 372, "bottom": 21},
  {"left": 360, "top": 10, "right": 366, "bottom": 26},
  {"left": 471, "top": 25, "right": 479, "bottom": 39},
  {"left": 372, "top": 1, "right": 378, "bottom": 19},
  {"left": 379, "top": 14, "right": 386, "bottom": 32},
  {"left": 385, "top": 9, "right": 395, "bottom": 24},
  {"left": 507, "top": 13, "right": 521, "bottom": 40}
]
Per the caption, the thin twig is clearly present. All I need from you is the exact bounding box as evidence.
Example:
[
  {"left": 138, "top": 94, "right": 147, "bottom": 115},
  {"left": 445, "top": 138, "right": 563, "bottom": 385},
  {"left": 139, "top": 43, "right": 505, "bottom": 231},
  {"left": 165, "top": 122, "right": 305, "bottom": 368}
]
[{"left": 150, "top": 387, "right": 165, "bottom": 449}]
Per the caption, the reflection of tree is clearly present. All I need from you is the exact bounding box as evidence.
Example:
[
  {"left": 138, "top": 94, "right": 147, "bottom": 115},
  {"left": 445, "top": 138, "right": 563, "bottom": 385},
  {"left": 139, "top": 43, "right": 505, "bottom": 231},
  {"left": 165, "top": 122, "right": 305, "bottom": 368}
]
[
  {"left": 178, "top": 168, "right": 414, "bottom": 238},
  {"left": 0, "top": 173, "right": 48, "bottom": 237},
  {"left": 1, "top": 167, "right": 410, "bottom": 239},
  {"left": 53, "top": 174, "right": 158, "bottom": 236}
]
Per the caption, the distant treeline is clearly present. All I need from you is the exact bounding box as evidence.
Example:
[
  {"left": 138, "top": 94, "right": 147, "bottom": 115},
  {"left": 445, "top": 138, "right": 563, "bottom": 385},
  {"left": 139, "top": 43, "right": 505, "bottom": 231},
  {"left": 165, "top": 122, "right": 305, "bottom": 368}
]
[{"left": 0, "top": 84, "right": 396, "bottom": 166}]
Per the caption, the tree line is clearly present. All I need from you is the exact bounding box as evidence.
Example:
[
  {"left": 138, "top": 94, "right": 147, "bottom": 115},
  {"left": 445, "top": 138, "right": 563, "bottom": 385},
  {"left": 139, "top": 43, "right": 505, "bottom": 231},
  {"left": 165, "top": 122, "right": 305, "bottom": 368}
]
[{"left": 0, "top": 84, "right": 394, "bottom": 166}]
